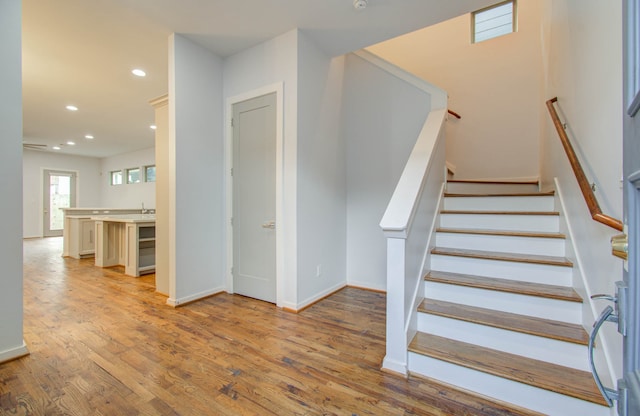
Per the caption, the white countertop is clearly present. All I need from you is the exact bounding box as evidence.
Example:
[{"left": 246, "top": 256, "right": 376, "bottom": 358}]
[
  {"left": 91, "top": 214, "right": 156, "bottom": 223},
  {"left": 62, "top": 208, "right": 147, "bottom": 213}
]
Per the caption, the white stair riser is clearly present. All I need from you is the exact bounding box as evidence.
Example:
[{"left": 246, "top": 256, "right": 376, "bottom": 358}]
[
  {"left": 424, "top": 283, "right": 581, "bottom": 323},
  {"left": 443, "top": 196, "right": 554, "bottom": 212},
  {"left": 417, "top": 313, "right": 589, "bottom": 371},
  {"left": 431, "top": 255, "right": 573, "bottom": 286},
  {"left": 440, "top": 213, "right": 559, "bottom": 232},
  {"left": 408, "top": 353, "right": 609, "bottom": 416},
  {"left": 445, "top": 183, "right": 540, "bottom": 194},
  {"left": 436, "top": 233, "right": 566, "bottom": 257}
]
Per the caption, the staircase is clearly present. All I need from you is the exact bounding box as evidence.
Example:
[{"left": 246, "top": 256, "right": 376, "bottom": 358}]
[{"left": 407, "top": 180, "right": 610, "bottom": 416}]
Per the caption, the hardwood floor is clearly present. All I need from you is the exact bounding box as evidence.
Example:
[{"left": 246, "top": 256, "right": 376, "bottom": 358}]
[{"left": 0, "top": 237, "right": 538, "bottom": 416}]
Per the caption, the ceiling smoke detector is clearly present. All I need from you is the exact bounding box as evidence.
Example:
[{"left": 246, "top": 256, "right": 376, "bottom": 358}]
[{"left": 353, "top": 0, "right": 368, "bottom": 10}]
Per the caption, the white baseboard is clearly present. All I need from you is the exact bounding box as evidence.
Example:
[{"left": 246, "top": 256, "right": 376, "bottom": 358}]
[
  {"left": 294, "top": 282, "right": 346, "bottom": 311},
  {"left": 166, "top": 286, "right": 226, "bottom": 307},
  {"left": 346, "top": 279, "right": 386, "bottom": 293},
  {"left": 0, "top": 341, "right": 29, "bottom": 363}
]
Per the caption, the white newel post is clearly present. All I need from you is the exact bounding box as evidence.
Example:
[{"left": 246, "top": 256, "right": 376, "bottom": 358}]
[{"left": 382, "top": 235, "right": 408, "bottom": 375}]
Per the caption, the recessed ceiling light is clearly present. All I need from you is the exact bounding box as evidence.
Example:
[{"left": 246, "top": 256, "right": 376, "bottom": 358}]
[
  {"left": 132, "top": 69, "right": 146, "bottom": 77},
  {"left": 67, "top": 141, "right": 76, "bottom": 146},
  {"left": 52, "top": 146, "right": 61, "bottom": 150},
  {"left": 66, "top": 105, "right": 78, "bottom": 111},
  {"left": 150, "top": 125, "right": 157, "bottom": 130},
  {"left": 85, "top": 134, "right": 94, "bottom": 139},
  {"left": 353, "top": 0, "right": 368, "bottom": 10}
]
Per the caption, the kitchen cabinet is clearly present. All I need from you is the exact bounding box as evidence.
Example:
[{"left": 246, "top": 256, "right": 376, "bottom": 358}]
[
  {"left": 93, "top": 214, "right": 156, "bottom": 277},
  {"left": 125, "top": 222, "right": 156, "bottom": 277},
  {"left": 66, "top": 216, "right": 95, "bottom": 259}
]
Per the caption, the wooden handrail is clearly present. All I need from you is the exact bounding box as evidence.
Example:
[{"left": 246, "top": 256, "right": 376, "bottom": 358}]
[
  {"left": 546, "top": 97, "right": 623, "bottom": 231},
  {"left": 447, "top": 109, "right": 461, "bottom": 119}
]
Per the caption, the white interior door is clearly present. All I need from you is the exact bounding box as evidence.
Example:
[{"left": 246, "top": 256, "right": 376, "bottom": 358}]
[
  {"left": 232, "top": 92, "right": 277, "bottom": 303},
  {"left": 43, "top": 169, "right": 76, "bottom": 237}
]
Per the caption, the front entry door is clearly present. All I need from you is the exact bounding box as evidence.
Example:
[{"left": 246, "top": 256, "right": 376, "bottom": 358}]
[
  {"left": 622, "top": 1, "right": 640, "bottom": 414},
  {"left": 232, "top": 93, "right": 277, "bottom": 303},
  {"left": 43, "top": 169, "right": 76, "bottom": 237}
]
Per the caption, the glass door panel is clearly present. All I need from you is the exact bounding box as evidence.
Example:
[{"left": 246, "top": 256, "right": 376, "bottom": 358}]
[{"left": 43, "top": 170, "right": 76, "bottom": 237}]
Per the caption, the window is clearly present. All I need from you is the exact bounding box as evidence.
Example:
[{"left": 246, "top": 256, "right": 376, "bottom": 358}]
[
  {"left": 110, "top": 170, "right": 123, "bottom": 185},
  {"left": 472, "top": 1, "right": 516, "bottom": 43},
  {"left": 127, "top": 167, "right": 141, "bottom": 184},
  {"left": 144, "top": 165, "right": 156, "bottom": 182}
]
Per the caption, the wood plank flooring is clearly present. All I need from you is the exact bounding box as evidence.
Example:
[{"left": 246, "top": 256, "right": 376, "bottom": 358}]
[{"left": 0, "top": 237, "right": 538, "bottom": 416}]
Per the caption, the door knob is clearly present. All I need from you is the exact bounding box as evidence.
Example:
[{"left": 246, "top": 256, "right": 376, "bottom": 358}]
[
  {"left": 261, "top": 221, "right": 276, "bottom": 229},
  {"left": 611, "top": 233, "right": 628, "bottom": 260}
]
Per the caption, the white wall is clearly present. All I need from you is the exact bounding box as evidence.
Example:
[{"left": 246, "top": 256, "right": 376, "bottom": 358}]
[
  {"left": 22, "top": 149, "right": 102, "bottom": 238},
  {"left": 296, "top": 32, "right": 347, "bottom": 306},
  {"left": 0, "top": 0, "right": 28, "bottom": 362},
  {"left": 223, "top": 30, "right": 299, "bottom": 308},
  {"left": 151, "top": 97, "right": 169, "bottom": 296},
  {"left": 169, "top": 34, "right": 225, "bottom": 304},
  {"left": 542, "top": 0, "right": 623, "bottom": 381},
  {"left": 100, "top": 147, "right": 155, "bottom": 209},
  {"left": 367, "top": 0, "right": 546, "bottom": 180},
  {"left": 343, "top": 53, "right": 432, "bottom": 291}
]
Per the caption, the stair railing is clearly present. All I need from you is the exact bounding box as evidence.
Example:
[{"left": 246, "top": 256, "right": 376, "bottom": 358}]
[
  {"left": 545, "top": 97, "right": 623, "bottom": 231},
  {"left": 379, "top": 107, "right": 447, "bottom": 375},
  {"left": 447, "top": 109, "right": 461, "bottom": 119}
]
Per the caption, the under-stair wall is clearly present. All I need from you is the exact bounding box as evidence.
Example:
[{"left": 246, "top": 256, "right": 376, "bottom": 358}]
[
  {"left": 345, "top": 50, "right": 447, "bottom": 296},
  {"left": 366, "top": 47, "right": 449, "bottom": 374}
]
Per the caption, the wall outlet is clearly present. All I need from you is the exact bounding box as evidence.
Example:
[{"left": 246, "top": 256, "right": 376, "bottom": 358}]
[{"left": 316, "top": 264, "right": 322, "bottom": 277}]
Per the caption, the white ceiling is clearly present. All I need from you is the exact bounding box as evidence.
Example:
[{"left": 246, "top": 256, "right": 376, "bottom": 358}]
[{"left": 22, "top": 0, "right": 495, "bottom": 158}]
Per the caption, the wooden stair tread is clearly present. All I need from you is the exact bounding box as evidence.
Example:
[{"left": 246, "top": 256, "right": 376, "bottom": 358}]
[
  {"left": 447, "top": 179, "right": 540, "bottom": 185},
  {"left": 418, "top": 299, "right": 588, "bottom": 345},
  {"left": 436, "top": 227, "right": 566, "bottom": 239},
  {"left": 431, "top": 247, "right": 573, "bottom": 267},
  {"left": 425, "top": 271, "right": 582, "bottom": 302},
  {"left": 441, "top": 210, "right": 559, "bottom": 216},
  {"left": 444, "top": 191, "right": 555, "bottom": 198},
  {"left": 409, "top": 333, "right": 607, "bottom": 406}
]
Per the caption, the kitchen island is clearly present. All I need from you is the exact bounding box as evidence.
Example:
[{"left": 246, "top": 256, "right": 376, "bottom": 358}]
[
  {"left": 62, "top": 208, "right": 143, "bottom": 259},
  {"left": 92, "top": 214, "right": 156, "bottom": 277}
]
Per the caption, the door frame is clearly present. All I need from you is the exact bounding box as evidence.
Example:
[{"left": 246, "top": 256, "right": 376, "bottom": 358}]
[
  {"left": 42, "top": 168, "right": 78, "bottom": 237},
  {"left": 625, "top": 1, "right": 640, "bottom": 414},
  {"left": 224, "top": 83, "right": 284, "bottom": 307}
]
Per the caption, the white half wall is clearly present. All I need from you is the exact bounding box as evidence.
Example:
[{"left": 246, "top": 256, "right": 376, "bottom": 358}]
[
  {"left": 169, "top": 34, "right": 225, "bottom": 305},
  {"left": 296, "top": 32, "right": 347, "bottom": 307},
  {"left": 343, "top": 53, "right": 432, "bottom": 291},
  {"left": 542, "top": 0, "right": 623, "bottom": 381},
  {"left": 0, "top": 0, "right": 28, "bottom": 362},
  {"left": 367, "top": 0, "right": 546, "bottom": 180},
  {"left": 23, "top": 149, "right": 102, "bottom": 238},
  {"left": 100, "top": 147, "right": 155, "bottom": 209}
]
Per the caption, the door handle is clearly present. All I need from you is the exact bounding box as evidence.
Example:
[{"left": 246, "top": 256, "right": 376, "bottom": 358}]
[{"left": 261, "top": 221, "right": 275, "bottom": 229}]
